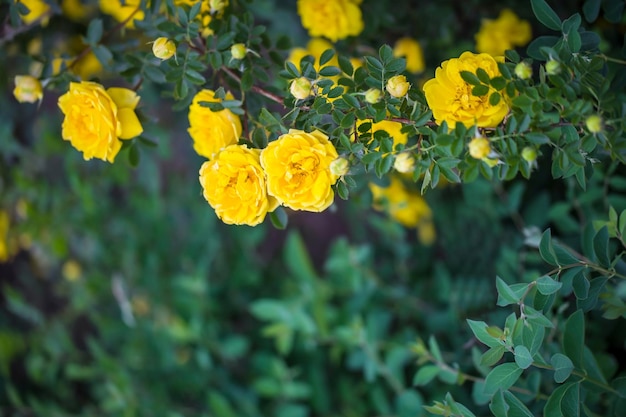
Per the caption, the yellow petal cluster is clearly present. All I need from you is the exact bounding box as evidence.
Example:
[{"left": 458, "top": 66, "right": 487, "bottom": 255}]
[
  {"left": 187, "top": 89, "right": 242, "bottom": 159},
  {"left": 17, "top": 0, "right": 51, "bottom": 25},
  {"left": 393, "top": 37, "right": 425, "bottom": 73},
  {"left": 260, "top": 129, "right": 339, "bottom": 212},
  {"left": 199, "top": 145, "right": 277, "bottom": 226},
  {"left": 369, "top": 177, "right": 435, "bottom": 245},
  {"left": 99, "top": 0, "right": 143, "bottom": 28},
  {"left": 58, "top": 81, "right": 143, "bottom": 162},
  {"left": 475, "top": 9, "right": 531, "bottom": 57},
  {"left": 423, "top": 52, "right": 509, "bottom": 128},
  {"left": 297, "top": 0, "right": 363, "bottom": 42},
  {"left": 13, "top": 75, "right": 43, "bottom": 103},
  {"left": 386, "top": 75, "right": 410, "bottom": 98}
]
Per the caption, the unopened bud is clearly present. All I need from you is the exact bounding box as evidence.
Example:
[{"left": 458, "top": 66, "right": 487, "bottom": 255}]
[
  {"left": 393, "top": 153, "right": 415, "bottom": 173},
  {"left": 152, "top": 37, "right": 176, "bottom": 60},
  {"left": 514, "top": 62, "right": 532, "bottom": 80},
  {"left": 585, "top": 114, "right": 603, "bottom": 134},
  {"left": 545, "top": 59, "right": 561, "bottom": 75},
  {"left": 13, "top": 75, "right": 43, "bottom": 103},
  {"left": 231, "top": 43, "right": 247, "bottom": 60},
  {"left": 365, "top": 88, "right": 382, "bottom": 104},
  {"left": 468, "top": 137, "right": 491, "bottom": 160},
  {"left": 521, "top": 147, "right": 537, "bottom": 162},
  {"left": 290, "top": 77, "right": 312, "bottom": 100},
  {"left": 330, "top": 157, "right": 350, "bottom": 177},
  {"left": 386, "top": 74, "right": 410, "bottom": 98}
]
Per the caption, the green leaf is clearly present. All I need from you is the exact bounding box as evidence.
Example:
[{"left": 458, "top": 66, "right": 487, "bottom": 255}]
[
  {"left": 522, "top": 323, "right": 545, "bottom": 355},
  {"left": 503, "top": 391, "right": 534, "bottom": 417},
  {"left": 471, "top": 85, "right": 490, "bottom": 97},
  {"left": 467, "top": 320, "right": 502, "bottom": 348},
  {"left": 611, "top": 376, "right": 626, "bottom": 399},
  {"left": 582, "top": 0, "right": 601, "bottom": 22},
  {"left": 483, "top": 363, "right": 524, "bottom": 396},
  {"left": 460, "top": 71, "right": 481, "bottom": 85},
  {"left": 531, "top": 0, "right": 562, "bottom": 30},
  {"left": 319, "top": 66, "right": 341, "bottom": 77},
  {"left": 128, "top": 143, "right": 140, "bottom": 167},
  {"left": 572, "top": 272, "right": 590, "bottom": 299},
  {"left": 86, "top": 19, "right": 103, "bottom": 45},
  {"left": 489, "top": 390, "right": 509, "bottom": 417},
  {"left": 536, "top": 275, "right": 563, "bottom": 295},
  {"left": 284, "top": 231, "right": 318, "bottom": 282},
  {"left": 428, "top": 336, "right": 443, "bottom": 362},
  {"left": 563, "top": 310, "right": 584, "bottom": 368},
  {"left": 550, "top": 353, "right": 574, "bottom": 383},
  {"left": 481, "top": 345, "right": 506, "bottom": 367},
  {"left": 379, "top": 44, "right": 393, "bottom": 64},
  {"left": 489, "top": 92, "right": 501, "bottom": 106},
  {"left": 561, "top": 382, "right": 580, "bottom": 417},
  {"left": 496, "top": 276, "right": 520, "bottom": 306},
  {"left": 514, "top": 345, "right": 533, "bottom": 369},
  {"left": 593, "top": 226, "right": 611, "bottom": 267},
  {"left": 413, "top": 365, "right": 440, "bottom": 386},
  {"left": 524, "top": 306, "right": 554, "bottom": 328},
  {"left": 269, "top": 207, "right": 288, "bottom": 229},
  {"left": 539, "top": 229, "right": 558, "bottom": 265},
  {"left": 543, "top": 382, "right": 571, "bottom": 417},
  {"left": 319, "top": 48, "right": 335, "bottom": 66}
]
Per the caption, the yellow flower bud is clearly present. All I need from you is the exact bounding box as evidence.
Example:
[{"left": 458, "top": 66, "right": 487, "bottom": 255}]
[
  {"left": 521, "top": 146, "right": 537, "bottom": 162},
  {"left": 13, "top": 75, "right": 43, "bottom": 103},
  {"left": 330, "top": 157, "right": 350, "bottom": 177},
  {"left": 365, "top": 88, "right": 382, "bottom": 104},
  {"left": 545, "top": 59, "right": 561, "bottom": 75},
  {"left": 386, "top": 75, "right": 410, "bottom": 98},
  {"left": 152, "top": 37, "right": 176, "bottom": 60},
  {"left": 393, "top": 153, "right": 415, "bottom": 174},
  {"left": 585, "top": 115, "right": 603, "bottom": 134},
  {"left": 514, "top": 62, "right": 532, "bottom": 80},
  {"left": 290, "top": 77, "right": 312, "bottom": 100},
  {"left": 468, "top": 137, "right": 491, "bottom": 160},
  {"left": 62, "top": 260, "right": 82, "bottom": 281},
  {"left": 231, "top": 43, "right": 247, "bottom": 60}
]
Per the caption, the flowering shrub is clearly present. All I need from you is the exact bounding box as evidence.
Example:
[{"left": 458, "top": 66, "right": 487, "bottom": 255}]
[{"left": 3, "top": 0, "right": 626, "bottom": 416}]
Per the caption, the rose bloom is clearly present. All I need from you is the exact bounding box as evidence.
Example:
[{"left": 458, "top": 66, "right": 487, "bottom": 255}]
[
  {"left": 199, "top": 145, "right": 277, "bottom": 226},
  {"left": 475, "top": 9, "right": 531, "bottom": 56},
  {"left": 99, "top": 0, "right": 143, "bottom": 28},
  {"left": 297, "top": 0, "right": 363, "bottom": 42},
  {"left": 188, "top": 89, "right": 242, "bottom": 159},
  {"left": 393, "top": 37, "right": 425, "bottom": 73},
  {"left": 13, "top": 75, "right": 43, "bottom": 103},
  {"left": 17, "top": 0, "right": 51, "bottom": 25},
  {"left": 369, "top": 176, "right": 435, "bottom": 245},
  {"left": 58, "top": 81, "right": 143, "bottom": 162},
  {"left": 260, "top": 129, "right": 339, "bottom": 212},
  {"left": 423, "top": 51, "right": 509, "bottom": 128}
]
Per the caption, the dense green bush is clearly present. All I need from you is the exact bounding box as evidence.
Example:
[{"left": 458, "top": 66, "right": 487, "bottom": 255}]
[{"left": 1, "top": 0, "right": 626, "bottom": 416}]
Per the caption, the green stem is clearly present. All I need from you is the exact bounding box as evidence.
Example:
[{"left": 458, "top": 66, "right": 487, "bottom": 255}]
[{"left": 532, "top": 362, "right": 620, "bottom": 395}]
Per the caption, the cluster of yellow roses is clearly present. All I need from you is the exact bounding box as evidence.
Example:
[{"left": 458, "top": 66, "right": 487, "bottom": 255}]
[{"left": 190, "top": 90, "right": 340, "bottom": 226}]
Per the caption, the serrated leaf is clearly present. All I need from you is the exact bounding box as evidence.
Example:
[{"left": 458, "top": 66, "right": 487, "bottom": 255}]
[{"left": 483, "top": 363, "right": 523, "bottom": 396}]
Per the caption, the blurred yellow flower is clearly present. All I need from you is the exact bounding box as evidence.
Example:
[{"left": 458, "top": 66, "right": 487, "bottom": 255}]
[
  {"left": 17, "top": 0, "right": 51, "bottom": 25},
  {"left": 99, "top": 0, "right": 143, "bottom": 28},
  {"left": 58, "top": 82, "right": 143, "bottom": 162},
  {"left": 187, "top": 89, "right": 242, "bottom": 159},
  {"left": 13, "top": 75, "right": 43, "bottom": 103},
  {"left": 199, "top": 145, "right": 277, "bottom": 226},
  {"left": 358, "top": 120, "right": 408, "bottom": 147},
  {"left": 62, "top": 260, "right": 82, "bottom": 281},
  {"left": 386, "top": 75, "right": 410, "bottom": 98},
  {"left": 175, "top": 0, "right": 229, "bottom": 37},
  {"left": 297, "top": 0, "right": 363, "bottom": 42},
  {"left": 288, "top": 38, "right": 337, "bottom": 71},
  {"left": 475, "top": 9, "right": 531, "bottom": 57},
  {"left": 393, "top": 37, "right": 425, "bottom": 73},
  {"left": 423, "top": 51, "right": 509, "bottom": 128},
  {"left": 62, "top": 0, "right": 97, "bottom": 22},
  {"left": 369, "top": 177, "right": 435, "bottom": 244},
  {"left": 261, "top": 129, "right": 339, "bottom": 212},
  {"left": 393, "top": 153, "right": 415, "bottom": 174},
  {"left": 468, "top": 136, "right": 491, "bottom": 159},
  {"left": 0, "top": 211, "right": 10, "bottom": 262}
]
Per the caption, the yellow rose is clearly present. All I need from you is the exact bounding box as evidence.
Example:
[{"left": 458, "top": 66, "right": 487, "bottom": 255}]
[
  {"left": 17, "top": 0, "right": 51, "bottom": 25},
  {"left": 187, "top": 89, "right": 243, "bottom": 159},
  {"left": 13, "top": 75, "right": 43, "bottom": 103},
  {"left": 393, "top": 37, "right": 425, "bottom": 73},
  {"left": 297, "top": 0, "right": 363, "bottom": 42},
  {"left": 386, "top": 75, "right": 410, "bottom": 98},
  {"left": 199, "top": 145, "right": 277, "bottom": 226},
  {"left": 152, "top": 37, "right": 176, "bottom": 60},
  {"left": 99, "top": 0, "right": 143, "bottom": 28},
  {"left": 58, "top": 81, "right": 143, "bottom": 162},
  {"left": 260, "top": 129, "right": 339, "bottom": 212},
  {"left": 475, "top": 9, "right": 532, "bottom": 57},
  {"left": 423, "top": 51, "right": 509, "bottom": 128},
  {"left": 369, "top": 176, "right": 435, "bottom": 243}
]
